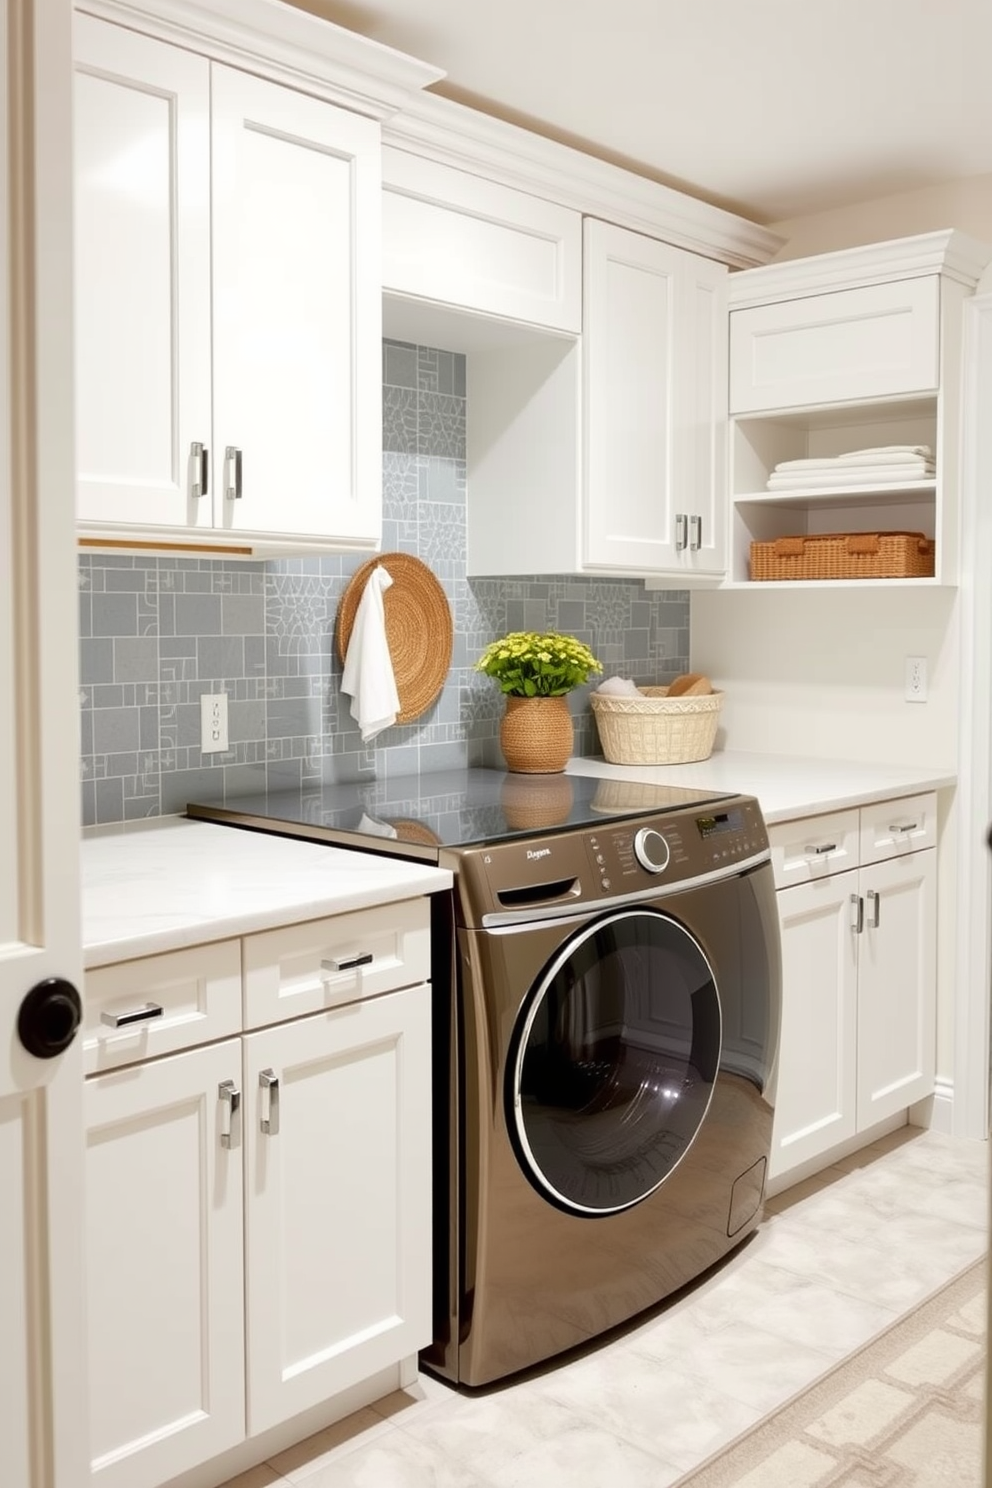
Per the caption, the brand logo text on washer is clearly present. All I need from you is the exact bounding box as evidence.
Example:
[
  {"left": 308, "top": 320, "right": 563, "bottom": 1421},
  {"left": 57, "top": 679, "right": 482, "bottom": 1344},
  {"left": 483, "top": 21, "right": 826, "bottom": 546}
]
[{"left": 526, "top": 847, "right": 552, "bottom": 861}]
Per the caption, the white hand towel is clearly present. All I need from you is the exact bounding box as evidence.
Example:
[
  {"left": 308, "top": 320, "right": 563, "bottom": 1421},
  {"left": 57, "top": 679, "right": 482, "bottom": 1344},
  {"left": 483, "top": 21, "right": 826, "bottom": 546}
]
[
  {"left": 596, "top": 676, "right": 642, "bottom": 696},
  {"left": 340, "top": 566, "right": 401, "bottom": 743}
]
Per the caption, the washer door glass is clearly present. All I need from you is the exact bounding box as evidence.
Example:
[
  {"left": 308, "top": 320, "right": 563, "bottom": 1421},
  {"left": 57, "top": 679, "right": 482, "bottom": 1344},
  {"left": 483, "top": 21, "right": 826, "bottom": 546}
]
[{"left": 507, "top": 907, "right": 721, "bottom": 1216}]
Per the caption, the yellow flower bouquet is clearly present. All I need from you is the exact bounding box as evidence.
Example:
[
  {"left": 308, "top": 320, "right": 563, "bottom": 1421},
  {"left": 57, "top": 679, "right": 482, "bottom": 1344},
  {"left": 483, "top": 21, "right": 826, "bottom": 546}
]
[{"left": 475, "top": 631, "right": 602, "bottom": 697}]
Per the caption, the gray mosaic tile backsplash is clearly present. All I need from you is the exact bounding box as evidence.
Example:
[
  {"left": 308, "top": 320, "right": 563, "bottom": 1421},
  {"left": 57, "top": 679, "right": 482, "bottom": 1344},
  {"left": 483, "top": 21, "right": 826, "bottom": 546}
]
[{"left": 79, "top": 342, "right": 690, "bottom": 826}]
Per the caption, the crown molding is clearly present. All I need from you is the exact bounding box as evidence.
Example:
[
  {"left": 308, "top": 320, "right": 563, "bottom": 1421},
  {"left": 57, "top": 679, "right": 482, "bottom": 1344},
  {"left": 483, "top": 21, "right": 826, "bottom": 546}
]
[
  {"left": 76, "top": 0, "right": 443, "bottom": 118},
  {"left": 382, "top": 92, "right": 783, "bottom": 271},
  {"left": 728, "top": 229, "right": 992, "bottom": 307}
]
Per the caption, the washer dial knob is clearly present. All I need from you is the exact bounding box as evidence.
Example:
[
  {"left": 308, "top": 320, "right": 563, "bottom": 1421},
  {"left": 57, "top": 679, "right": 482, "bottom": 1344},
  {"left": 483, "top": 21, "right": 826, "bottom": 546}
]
[{"left": 633, "top": 827, "right": 670, "bottom": 874}]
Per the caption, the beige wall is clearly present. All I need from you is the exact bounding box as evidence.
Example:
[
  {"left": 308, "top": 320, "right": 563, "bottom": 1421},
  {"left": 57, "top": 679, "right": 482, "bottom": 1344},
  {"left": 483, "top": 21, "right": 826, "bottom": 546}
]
[{"left": 769, "top": 172, "right": 992, "bottom": 260}]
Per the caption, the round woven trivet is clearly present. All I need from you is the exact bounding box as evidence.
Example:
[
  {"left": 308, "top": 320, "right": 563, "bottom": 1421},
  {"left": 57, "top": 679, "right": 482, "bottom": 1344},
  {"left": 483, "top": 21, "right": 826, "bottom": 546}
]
[{"left": 335, "top": 554, "right": 453, "bottom": 724}]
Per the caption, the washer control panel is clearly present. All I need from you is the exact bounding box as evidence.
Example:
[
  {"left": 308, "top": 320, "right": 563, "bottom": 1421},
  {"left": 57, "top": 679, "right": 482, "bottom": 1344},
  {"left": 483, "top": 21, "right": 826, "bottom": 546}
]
[{"left": 583, "top": 796, "right": 768, "bottom": 898}]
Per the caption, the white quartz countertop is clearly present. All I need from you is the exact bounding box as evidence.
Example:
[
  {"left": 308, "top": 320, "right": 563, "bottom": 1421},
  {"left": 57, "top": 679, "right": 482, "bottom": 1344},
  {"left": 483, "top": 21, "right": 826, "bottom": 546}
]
[
  {"left": 81, "top": 818, "right": 452, "bottom": 969},
  {"left": 566, "top": 750, "right": 956, "bottom": 824}
]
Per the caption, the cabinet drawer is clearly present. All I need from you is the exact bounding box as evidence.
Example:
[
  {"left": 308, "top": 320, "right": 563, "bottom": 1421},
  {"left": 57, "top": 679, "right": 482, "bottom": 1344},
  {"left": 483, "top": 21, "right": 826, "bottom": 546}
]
[
  {"left": 243, "top": 898, "right": 431, "bottom": 1029},
  {"left": 768, "top": 810, "right": 861, "bottom": 890},
  {"left": 382, "top": 146, "right": 582, "bottom": 333},
  {"left": 84, "top": 941, "right": 242, "bottom": 1074},
  {"left": 729, "top": 276, "right": 939, "bottom": 414},
  {"left": 859, "top": 792, "right": 937, "bottom": 864}
]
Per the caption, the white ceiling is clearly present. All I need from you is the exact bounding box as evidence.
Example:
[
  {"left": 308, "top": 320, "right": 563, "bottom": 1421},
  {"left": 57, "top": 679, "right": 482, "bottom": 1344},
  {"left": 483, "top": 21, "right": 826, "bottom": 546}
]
[{"left": 304, "top": 0, "right": 992, "bottom": 224}]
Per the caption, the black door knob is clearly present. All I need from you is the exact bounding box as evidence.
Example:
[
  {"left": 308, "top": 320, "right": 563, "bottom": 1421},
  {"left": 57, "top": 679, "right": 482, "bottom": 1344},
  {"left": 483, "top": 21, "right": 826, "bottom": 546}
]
[{"left": 17, "top": 977, "right": 83, "bottom": 1059}]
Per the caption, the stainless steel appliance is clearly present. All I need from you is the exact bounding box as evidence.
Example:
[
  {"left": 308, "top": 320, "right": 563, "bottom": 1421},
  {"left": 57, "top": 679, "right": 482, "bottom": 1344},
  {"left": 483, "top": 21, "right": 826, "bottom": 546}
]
[{"left": 189, "top": 767, "right": 781, "bottom": 1387}]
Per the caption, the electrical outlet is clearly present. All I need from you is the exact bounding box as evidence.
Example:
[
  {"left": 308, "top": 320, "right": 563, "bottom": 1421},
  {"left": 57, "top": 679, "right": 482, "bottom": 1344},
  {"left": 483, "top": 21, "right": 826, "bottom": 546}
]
[
  {"left": 200, "top": 692, "right": 229, "bottom": 753},
  {"left": 905, "top": 656, "right": 928, "bottom": 704}
]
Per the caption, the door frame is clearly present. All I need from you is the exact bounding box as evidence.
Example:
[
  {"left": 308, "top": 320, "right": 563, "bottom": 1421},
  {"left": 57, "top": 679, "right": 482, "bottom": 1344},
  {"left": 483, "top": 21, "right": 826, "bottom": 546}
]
[{"left": 953, "top": 291, "right": 992, "bottom": 1142}]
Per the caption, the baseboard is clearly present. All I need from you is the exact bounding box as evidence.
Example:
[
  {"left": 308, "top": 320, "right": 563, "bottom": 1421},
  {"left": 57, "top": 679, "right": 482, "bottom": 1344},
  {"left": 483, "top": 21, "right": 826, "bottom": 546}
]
[{"left": 909, "top": 1078, "right": 955, "bottom": 1135}]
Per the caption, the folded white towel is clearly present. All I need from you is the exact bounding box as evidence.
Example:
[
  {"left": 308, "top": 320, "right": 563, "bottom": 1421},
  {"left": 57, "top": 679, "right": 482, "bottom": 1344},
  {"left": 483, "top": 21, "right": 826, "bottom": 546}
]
[
  {"left": 340, "top": 566, "right": 401, "bottom": 743},
  {"left": 837, "top": 445, "right": 933, "bottom": 461},
  {"left": 596, "top": 676, "right": 642, "bottom": 696},
  {"left": 767, "top": 467, "right": 934, "bottom": 490},
  {"left": 772, "top": 449, "right": 933, "bottom": 475}
]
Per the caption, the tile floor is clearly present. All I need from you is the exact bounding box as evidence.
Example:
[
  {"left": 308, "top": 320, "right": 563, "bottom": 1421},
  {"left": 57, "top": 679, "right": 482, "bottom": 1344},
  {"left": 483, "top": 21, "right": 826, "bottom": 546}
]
[{"left": 221, "top": 1127, "right": 988, "bottom": 1488}]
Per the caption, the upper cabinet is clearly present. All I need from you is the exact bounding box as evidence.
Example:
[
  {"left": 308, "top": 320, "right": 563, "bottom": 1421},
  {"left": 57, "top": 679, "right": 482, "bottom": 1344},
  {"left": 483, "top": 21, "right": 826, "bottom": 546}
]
[
  {"left": 73, "top": 0, "right": 439, "bottom": 555},
  {"left": 461, "top": 220, "right": 728, "bottom": 581},
  {"left": 725, "top": 231, "right": 992, "bottom": 588},
  {"left": 381, "top": 147, "right": 582, "bottom": 334}
]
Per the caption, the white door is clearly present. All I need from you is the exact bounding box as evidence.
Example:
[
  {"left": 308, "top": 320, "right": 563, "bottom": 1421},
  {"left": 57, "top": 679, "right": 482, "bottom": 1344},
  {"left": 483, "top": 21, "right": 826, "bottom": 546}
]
[
  {"left": 857, "top": 850, "right": 937, "bottom": 1127},
  {"left": 243, "top": 984, "right": 431, "bottom": 1434},
  {"left": 73, "top": 16, "right": 212, "bottom": 531},
  {"left": 84, "top": 1041, "right": 245, "bottom": 1488},
  {"left": 583, "top": 218, "right": 680, "bottom": 572},
  {"left": 0, "top": 2, "right": 87, "bottom": 1485},
  {"left": 211, "top": 65, "right": 382, "bottom": 544},
  {"left": 769, "top": 870, "right": 860, "bottom": 1181},
  {"left": 677, "top": 251, "right": 727, "bottom": 576}
]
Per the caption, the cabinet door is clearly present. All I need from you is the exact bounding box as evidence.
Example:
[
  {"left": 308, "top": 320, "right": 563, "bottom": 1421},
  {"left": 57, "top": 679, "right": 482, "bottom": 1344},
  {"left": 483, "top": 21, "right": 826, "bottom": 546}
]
[
  {"left": 84, "top": 1041, "right": 245, "bottom": 1488},
  {"left": 73, "top": 16, "right": 212, "bottom": 530},
  {"left": 769, "top": 871, "right": 859, "bottom": 1181},
  {"left": 211, "top": 66, "right": 381, "bottom": 544},
  {"left": 583, "top": 219, "right": 680, "bottom": 571},
  {"left": 243, "top": 984, "right": 431, "bottom": 1434},
  {"left": 857, "top": 850, "right": 936, "bottom": 1126},
  {"left": 677, "top": 250, "right": 727, "bottom": 576}
]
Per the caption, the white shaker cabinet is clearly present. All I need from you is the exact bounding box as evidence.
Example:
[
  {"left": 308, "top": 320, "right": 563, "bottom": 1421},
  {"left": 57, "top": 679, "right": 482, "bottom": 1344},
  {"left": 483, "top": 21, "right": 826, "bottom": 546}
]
[
  {"left": 768, "top": 794, "right": 937, "bottom": 1188},
  {"left": 84, "top": 1040, "right": 246, "bottom": 1488},
  {"left": 243, "top": 984, "right": 431, "bottom": 1434},
  {"left": 466, "top": 219, "right": 728, "bottom": 580},
  {"left": 82, "top": 896, "right": 433, "bottom": 1488},
  {"left": 73, "top": 13, "right": 383, "bottom": 552},
  {"left": 583, "top": 219, "right": 727, "bottom": 577}
]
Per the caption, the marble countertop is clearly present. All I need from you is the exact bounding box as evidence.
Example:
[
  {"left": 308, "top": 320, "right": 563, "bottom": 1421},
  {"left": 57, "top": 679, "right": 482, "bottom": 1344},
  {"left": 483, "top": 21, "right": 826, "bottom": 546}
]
[
  {"left": 82, "top": 818, "right": 452, "bottom": 969},
  {"left": 81, "top": 751, "right": 955, "bottom": 968},
  {"left": 566, "top": 750, "right": 956, "bottom": 824}
]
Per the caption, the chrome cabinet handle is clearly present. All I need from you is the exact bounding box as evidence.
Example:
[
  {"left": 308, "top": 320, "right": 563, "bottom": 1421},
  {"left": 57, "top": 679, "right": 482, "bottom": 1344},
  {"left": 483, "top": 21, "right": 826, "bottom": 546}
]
[
  {"left": 225, "top": 445, "right": 243, "bottom": 501},
  {"left": 259, "top": 1068, "right": 279, "bottom": 1136},
  {"left": 189, "top": 440, "right": 209, "bottom": 499},
  {"left": 689, "top": 514, "right": 702, "bottom": 551},
  {"left": 219, "top": 1079, "right": 241, "bottom": 1149},
  {"left": 851, "top": 893, "right": 864, "bottom": 933},
  {"left": 100, "top": 1002, "right": 163, "bottom": 1028},
  {"left": 675, "top": 512, "right": 688, "bottom": 552},
  {"left": 887, "top": 821, "right": 918, "bottom": 835},
  {"left": 322, "top": 952, "right": 374, "bottom": 974},
  {"left": 804, "top": 842, "right": 837, "bottom": 857},
  {"left": 867, "top": 888, "right": 881, "bottom": 928}
]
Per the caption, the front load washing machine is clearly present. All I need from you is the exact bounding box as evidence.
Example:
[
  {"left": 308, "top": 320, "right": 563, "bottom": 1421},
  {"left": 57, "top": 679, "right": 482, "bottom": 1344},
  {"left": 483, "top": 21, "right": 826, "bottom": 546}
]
[{"left": 425, "top": 791, "right": 781, "bottom": 1386}]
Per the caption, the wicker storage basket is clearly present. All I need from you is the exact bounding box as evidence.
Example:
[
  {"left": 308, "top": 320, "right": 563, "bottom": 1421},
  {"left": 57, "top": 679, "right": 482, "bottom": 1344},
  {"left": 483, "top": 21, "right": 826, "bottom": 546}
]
[
  {"left": 750, "top": 531, "right": 935, "bottom": 582},
  {"left": 590, "top": 687, "right": 722, "bottom": 766}
]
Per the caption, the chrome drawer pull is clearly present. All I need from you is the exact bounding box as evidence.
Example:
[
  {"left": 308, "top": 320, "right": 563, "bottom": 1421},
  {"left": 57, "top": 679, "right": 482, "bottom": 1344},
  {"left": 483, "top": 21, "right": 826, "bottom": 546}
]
[
  {"left": 224, "top": 445, "right": 243, "bottom": 501},
  {"left": 189, "top": 440, "right": 208, "bottom": 499},
  {"left": 322, "top": 952, "right": 374, "bottom": 974},
  {"left": 219, "top": 1080, "right": 241, "bottom": 1149},
  {"left": 851, "top": 893, "right": 864, "bottom": 934},
  {"left": 259, "top": 1068, "right": 280, "bottom": 1136},
  {"left": 887, "top": 821, "right": 919, "bottom": 834},
  {"left": 675, "top": 512, "right": 688, "bottom": 552},
  {"left": 804, "top": 842, "right": 837, "bottom": 856},
  {"left": 100, "top": 1002, "right": 163, "bottom": 1029},
  {"left": 689, "top": 514, "right": 702, "bottom": 551},
  {"left": 867, "top": 888, "right": 881, "bottom": 928}
]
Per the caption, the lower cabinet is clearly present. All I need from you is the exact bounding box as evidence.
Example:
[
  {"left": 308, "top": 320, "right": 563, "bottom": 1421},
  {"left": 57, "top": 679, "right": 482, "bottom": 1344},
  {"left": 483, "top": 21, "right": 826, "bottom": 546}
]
[
  {"left": 243, "top": 987, "right": 431, "bottom": 1435},
  {"left": 768, "top": 794, "right": 937, "bottom": 1185},
  {"left": 84, "top": 1041, "right": 246, "bottom": 1488},
  {"left": 83, "top": 902, "right": 432, "bottom": 1488}
]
